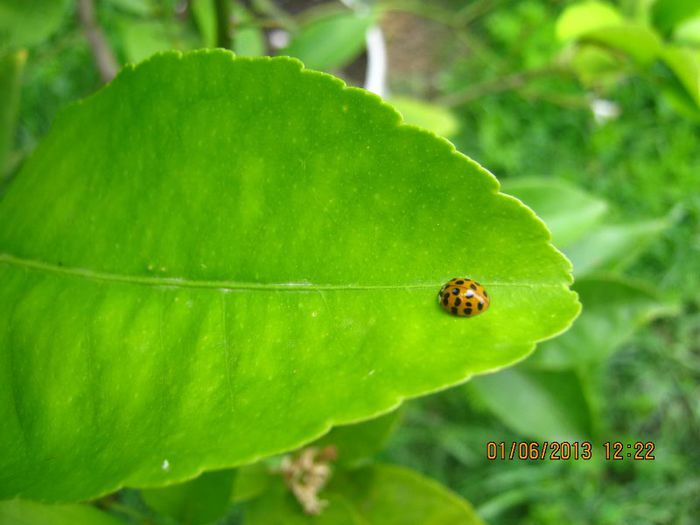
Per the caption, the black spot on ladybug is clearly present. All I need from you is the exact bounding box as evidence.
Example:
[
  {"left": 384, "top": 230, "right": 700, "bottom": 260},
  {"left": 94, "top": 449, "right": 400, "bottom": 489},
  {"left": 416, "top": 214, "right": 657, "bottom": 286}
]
[
  {"left": 470, "top": 283, "right": 477, "bottom": 290},
  {"left": 464, "top": 308, "right": 472, "bottom": 315},
  {"left": 451, "top": 307, "right": 458, "bottom": 314},
  {"left": 478, "top": 301, "right": 484, "bottom": 310},
  {"left": 456, "top": 280, "right": 464, "bottom": 284},
  {"left": 451, "top": 288, "right": 460, "bottom": 295},
  {"left": 454, "top": 297, "right": 461, "bottom": 306},
  {"left": 443, "top": 296, "right": 449, "bottom": 306}
]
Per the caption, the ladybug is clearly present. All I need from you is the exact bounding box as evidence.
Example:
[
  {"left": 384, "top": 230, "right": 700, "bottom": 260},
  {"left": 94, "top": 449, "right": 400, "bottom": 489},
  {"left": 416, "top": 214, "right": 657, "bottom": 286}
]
[{"left": 437, "top": 278, "right": 490, "bottom": 317}]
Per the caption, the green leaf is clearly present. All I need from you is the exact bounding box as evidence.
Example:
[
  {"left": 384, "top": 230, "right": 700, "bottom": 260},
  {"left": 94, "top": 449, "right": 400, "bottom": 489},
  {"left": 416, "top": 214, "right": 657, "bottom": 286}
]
[
  {"left": 581, "top": 25, "right": 663, "bottom": 66},
  {"left": 0, "top": 50, "right": 579, "bottom": 502},
  {"left": 0, "top": 49, "right": 26, "bottom": 176},
  {"left": 555, "top": 1, "right": 623, "bottom": 42},
  {"left": 0, "top": 0, "right": 70, "bottom": 49},
  {"left": 674, "top": 16, "right": 700, "bottom": 46},
  {"left": 117, "top": 18, "right": 176, "bottom": 64},
  {"left": 651, "top": 0, "right": 700, "bottom": 36},
  {"left": 233, "top": 5, "right": 266, "bottom": 57},
  {"left": 662, "top": 46, "right": 700, "bottom": 108},
  {"left": 0, "top": 499, "right": 126, "bottom": 525},
  {"left": 232, "top": 463, "right": 271, "bottom": 503},
  {"left": 502, "top": 178, "right": 608, "bottom": 248},
  {"left": 191, "top": 0, "right": 217, "bottom": 48},
  {"left": 141, "top": 469, "right": 236, "bottom": 525},
  {"left": 468, "top": 367, "right": 592, "bottom": 441},
  {"left": 245, "top": 464, "right": 485, "bottom": 524},
  {"left": 527, "top": 276, "right": 678, "bottom": 369},
  {"left": 245, "top": 479, "right": 366, "bottom": 524},
  {"left": 388, "top": 97, "right": 459, "bottom": 138},
  {"left": 330, "top": 464, "right": 485, "bottom": 524},
  {"left": 311, "top": 409, "right": 402, "bottom": 468},
  {"left": 565, "top": 217, "right": 670, "bottom": 276},
  {"left": 282, "top": 9, "right": 376, "bottom": 70}
]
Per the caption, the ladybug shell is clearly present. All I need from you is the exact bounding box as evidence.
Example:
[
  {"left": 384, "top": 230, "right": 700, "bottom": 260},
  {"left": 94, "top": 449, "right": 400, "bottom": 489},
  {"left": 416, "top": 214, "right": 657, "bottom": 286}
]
[{"left": 437, "top": 278, "right": 490, "bottom": 317}]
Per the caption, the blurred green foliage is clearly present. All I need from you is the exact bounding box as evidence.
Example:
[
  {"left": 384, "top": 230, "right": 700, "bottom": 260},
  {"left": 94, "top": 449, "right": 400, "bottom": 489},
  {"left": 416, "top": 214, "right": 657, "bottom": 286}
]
[{"left": 1, "top": 0, "right": 699, "bottom": 523}]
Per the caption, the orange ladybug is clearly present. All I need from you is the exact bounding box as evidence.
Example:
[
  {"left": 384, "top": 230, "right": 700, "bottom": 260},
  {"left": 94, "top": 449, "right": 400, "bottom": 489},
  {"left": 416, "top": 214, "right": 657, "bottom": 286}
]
[{"left": 438, "top": 278, "right": 490, "bottom": 317}]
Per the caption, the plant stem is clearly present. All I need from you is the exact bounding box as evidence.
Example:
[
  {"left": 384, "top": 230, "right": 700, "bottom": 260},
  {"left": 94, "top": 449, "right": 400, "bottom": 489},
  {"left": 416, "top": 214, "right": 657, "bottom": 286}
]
[
  {"left": 215, "top": 0, "right": 233, "bottom": 49},
  {"left": 437, "top": 65, "right": 574, "bottom": 107},
  {"left": 77, "top": 0, "right": 118, "bottom": 83}
]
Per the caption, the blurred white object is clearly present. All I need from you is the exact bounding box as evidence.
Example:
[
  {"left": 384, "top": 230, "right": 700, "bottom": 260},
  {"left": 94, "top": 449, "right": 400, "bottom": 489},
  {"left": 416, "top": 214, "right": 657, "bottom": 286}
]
[
  {"left": 365, "top": 26, "right": 387, "bottom": 97},
  {"left": 590, "top": 98, "right": 621, "bottom": 124},
  {"left": 269, "top": 29, "right": 290, "bottom": 50}
]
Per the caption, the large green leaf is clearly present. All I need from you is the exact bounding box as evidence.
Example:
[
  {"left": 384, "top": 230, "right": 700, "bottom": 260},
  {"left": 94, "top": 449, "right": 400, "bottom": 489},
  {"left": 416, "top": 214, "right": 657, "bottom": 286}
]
[
  {"left": 0, "top": 50, "right": 579, "bottom": 502},
  {"left": 0, "top": 499, "right": 126, "bottom": 525}
]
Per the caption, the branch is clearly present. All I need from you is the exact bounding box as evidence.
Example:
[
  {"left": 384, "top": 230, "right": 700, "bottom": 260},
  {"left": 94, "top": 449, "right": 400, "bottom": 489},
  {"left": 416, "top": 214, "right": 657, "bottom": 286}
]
[
  {"left": 437, "top": 66, "right": 573, "bottom": 107},
  {"left": 77, "top": 0, "right": 119, "bottom": 83}
]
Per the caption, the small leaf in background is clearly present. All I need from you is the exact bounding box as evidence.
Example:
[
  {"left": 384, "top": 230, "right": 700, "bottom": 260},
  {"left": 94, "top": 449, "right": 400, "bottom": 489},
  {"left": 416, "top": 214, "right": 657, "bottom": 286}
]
[
  {"left": 233, "top": 4, "right": 266, "bottom": 57},
  {"left": 330, "top": 464, "right": 486, "bottom": 524},
  {"left": 581, "top": 25, "right": 663, "bottom": 66},
  {"left": 502, "top": 178, "right": 608, "bottom": 247},
  {"left": 245, "top": 480, "right": 364, "bottom": 524},
  {"left": 388, "top": 96, "right": 459, "bottom": 138},
  {"left": 651, "top": 0, "right": 700, "bottom": 36},
  {"left": 0, "top": 499, "right": 126, "bottom": 525},
  {"left": 528, "top": 277, "right": 678, "bottom": 370},
  {"left": 0, "top": 0, "right": 70, "bottom": 49},
  {"left": 468, "top": 367, "right": 592, "bottom": 441},
  {"left": 140, "top": 469, "right": 236, "bottom": 525},
  {"left": 311, "top": 409, "right": 402, "bottom": 468},
  {"left": 566, "top": 217, "right": 670, "bottom": 276},
  {"left": 191, "top": 0, "right": 217, "bottom": 48},
  {"left": 282, "top": 8, "right": 377, "bottom": 71},
  {"left": 673, "top": 16, "right": 700, "bottom": 46},
  {"left": 0, "top": 50, "right": 578, "bottom": 502},
  {"left": 117, "top": 18, "right": 175, "bottom": 64},
  {"left": 662, "top": 46, "right": 700, "bottom": 108},
  {"left": 232, "top": 463, "right": 271, "bottom": 504},
  {"left": 0, "top": 49, "right": 26, "bottom": 177},
  {"left": 555, "top": 1, "right": 623, "bottom": 42}
]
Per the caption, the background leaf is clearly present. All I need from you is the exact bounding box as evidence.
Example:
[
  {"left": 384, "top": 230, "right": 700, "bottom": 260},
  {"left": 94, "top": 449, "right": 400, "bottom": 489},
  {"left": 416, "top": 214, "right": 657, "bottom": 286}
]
[
  {"left": 329, "top": 464, "right": 485, "bottom": 524},
  {"left": 140, "top": 469, "right": 235, "bottom": 525},
  {"left": 555, "top": 1, "right": 623, "bottom": 42},
  {"left": 468, "top": 367, "right": 592, "bottom": 441},
  {"left": 310, "top": 409, "right": 402, "bottom": 468},
  {"left": 0, "top": 499, "right": 126, "bottom": 525},
  {"left": 527, "top": 276, "right": 678, "bottom": 369},
  {"left": 502, "top": 178, "right": 608, "bottom": 248},
  {"left": 0, "top": 0, "right": 70, "bottom": 49},
  {"left": 282, "top": 9, "right": 376, "bottom": 71},
  {"left": 0, "top": 50, "right": 578, "bottom": 502}
]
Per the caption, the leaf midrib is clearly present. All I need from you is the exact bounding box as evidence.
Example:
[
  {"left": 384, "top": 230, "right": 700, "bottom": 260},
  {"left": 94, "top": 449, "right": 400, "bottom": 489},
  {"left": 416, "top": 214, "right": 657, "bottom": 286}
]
[{"left": 0, "top": 253, "right": 561, "bottom": 291}]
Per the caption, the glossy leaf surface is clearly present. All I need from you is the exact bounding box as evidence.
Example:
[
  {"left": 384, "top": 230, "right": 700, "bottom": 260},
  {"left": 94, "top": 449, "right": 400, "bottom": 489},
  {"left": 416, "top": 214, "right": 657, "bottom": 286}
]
[{"left": 0, "top": 51, "right": 578, "bottom": 502}]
